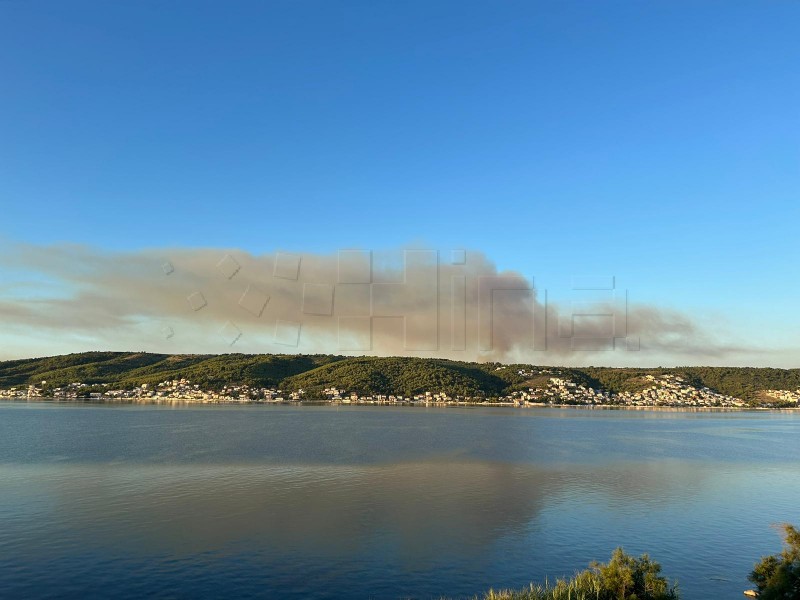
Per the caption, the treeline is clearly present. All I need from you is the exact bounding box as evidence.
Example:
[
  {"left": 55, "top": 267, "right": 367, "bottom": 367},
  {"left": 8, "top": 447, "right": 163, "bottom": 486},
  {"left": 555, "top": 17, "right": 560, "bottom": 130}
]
[
  {"left": 0, "top": 352, "right": 343, "bottom": 394},
  {"left": 1, "top": 352, "right": 799, "bottom": 402},
  {"left": 282, "top": 357, "right": 511, "bottom": 398}
]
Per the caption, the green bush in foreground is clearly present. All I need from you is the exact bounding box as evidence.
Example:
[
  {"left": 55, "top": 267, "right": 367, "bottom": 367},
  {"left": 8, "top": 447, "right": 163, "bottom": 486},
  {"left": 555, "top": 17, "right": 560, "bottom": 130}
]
[
  {"left": 749, "top": 523, "right": 800, "bottom": 600},
  {"left": 476, "top": 548, "right": 679, "bottom": 600}
]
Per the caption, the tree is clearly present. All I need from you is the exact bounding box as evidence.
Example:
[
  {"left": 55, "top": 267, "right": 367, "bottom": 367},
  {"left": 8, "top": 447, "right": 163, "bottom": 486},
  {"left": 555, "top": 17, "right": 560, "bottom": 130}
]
[
  {"left": 591, "top": 547, "right": 679, "bottom": 600},
  {"left": 749, "top": 524, "right": 800, "bottom": 599}
]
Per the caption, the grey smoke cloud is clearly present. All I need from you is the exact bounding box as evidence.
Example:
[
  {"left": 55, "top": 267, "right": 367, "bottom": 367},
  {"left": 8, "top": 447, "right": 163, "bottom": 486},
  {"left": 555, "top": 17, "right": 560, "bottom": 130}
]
[{"left": 0, "top": 242, "right": 748, "bottom": 364}]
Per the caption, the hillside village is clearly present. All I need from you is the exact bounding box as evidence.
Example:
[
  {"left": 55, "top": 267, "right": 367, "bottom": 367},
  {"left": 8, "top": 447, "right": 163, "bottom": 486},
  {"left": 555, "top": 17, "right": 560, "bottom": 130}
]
[
  {"left": 501, "top": 373, "right": 750, "bottom": 407},
  {"left": 2, "top": 371, "right": 797, "bottom": 408},
  {"left": 762, "top": 388, "right": 800, "bottom": 404}
]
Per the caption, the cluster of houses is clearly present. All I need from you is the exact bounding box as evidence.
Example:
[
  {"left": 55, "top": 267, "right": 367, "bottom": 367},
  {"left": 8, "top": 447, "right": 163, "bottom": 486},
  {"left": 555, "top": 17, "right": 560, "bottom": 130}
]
[
  {"left": 762, "top": 388, "right": 800, "bottom": 404},
  {"left": 505, "top": 377, "right": 612, "bottom": 405},
  {"left": 2, "top": 373, "right": 799, "bottom": 408},
  {"left": 321, "top": 387, "right": 478, "bottom": 405},
  {"left": 501, "top": 374, "right": 753, "bottom": 407},
  {"left": 0, "top": 379, "right": 303, "bottom": 403},
  {"left": 497, "top": 367, "right": 554, "bottom": 377},
  {"left": 0, "top": 382, "right": 50, "bottom": 399},
  {"left": 614, "top": 374, "right": 746, "bottom": 407}
]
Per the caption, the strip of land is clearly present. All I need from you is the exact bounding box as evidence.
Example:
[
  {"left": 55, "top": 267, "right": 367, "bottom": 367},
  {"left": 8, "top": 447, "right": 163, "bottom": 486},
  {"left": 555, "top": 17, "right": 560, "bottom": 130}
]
[{"left": 1, "top": 352, "right": 799, "bottom": 408}]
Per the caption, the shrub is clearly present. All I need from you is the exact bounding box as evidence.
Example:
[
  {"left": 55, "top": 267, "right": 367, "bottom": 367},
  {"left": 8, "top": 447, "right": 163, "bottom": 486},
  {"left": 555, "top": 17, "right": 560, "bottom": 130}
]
[
  {"left": 749, "top": 524, "right": 800, "bottom": 600},
  {"left": 476, "top": 547, "right": 679, "bottom": 600}
]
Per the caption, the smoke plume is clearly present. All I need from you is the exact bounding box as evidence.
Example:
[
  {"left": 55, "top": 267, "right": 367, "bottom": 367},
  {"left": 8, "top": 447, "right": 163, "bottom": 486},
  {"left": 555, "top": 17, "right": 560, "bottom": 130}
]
[{"left": 0, "top": 242, "right": 749, "bottom": 364}]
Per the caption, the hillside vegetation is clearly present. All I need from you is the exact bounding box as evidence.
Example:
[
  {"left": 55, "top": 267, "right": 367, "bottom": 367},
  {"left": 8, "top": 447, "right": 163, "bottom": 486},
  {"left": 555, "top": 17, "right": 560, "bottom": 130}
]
[
  {"left": 1, "top": 352, "right": 799, "bottom": 403},
  {"left": 0, "top": 352, "right": 342, "bottom": 392}
]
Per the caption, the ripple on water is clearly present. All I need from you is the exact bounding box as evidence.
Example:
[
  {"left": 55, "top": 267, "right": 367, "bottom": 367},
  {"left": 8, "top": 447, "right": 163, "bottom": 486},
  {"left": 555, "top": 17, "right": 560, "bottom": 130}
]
[{"left": 1, "top": 404, "right": 799, "bottom": 600}]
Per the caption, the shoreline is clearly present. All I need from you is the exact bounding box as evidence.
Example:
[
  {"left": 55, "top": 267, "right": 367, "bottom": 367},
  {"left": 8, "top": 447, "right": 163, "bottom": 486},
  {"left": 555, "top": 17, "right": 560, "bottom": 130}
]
[{"left": 2, "top": 397, "right": 798, "bottom": 412}]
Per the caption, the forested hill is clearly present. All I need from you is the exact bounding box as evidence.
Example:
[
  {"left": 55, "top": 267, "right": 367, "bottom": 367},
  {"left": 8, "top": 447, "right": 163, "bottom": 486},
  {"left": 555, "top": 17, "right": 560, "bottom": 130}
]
[{"left": 0, "top": 352, "right": 799, "bottom": 403}]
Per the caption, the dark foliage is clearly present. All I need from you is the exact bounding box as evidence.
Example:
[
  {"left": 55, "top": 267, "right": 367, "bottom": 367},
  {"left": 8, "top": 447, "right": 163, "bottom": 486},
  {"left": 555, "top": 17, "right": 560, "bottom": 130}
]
[{"left": 2, "top": 352, "right": 799, "bottom": 401}]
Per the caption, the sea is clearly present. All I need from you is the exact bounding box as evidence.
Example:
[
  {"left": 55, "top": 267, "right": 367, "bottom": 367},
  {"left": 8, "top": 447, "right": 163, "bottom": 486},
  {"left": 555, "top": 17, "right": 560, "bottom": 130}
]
[{"left": 1, "top": 402, "right": 798, "bottom": 599}]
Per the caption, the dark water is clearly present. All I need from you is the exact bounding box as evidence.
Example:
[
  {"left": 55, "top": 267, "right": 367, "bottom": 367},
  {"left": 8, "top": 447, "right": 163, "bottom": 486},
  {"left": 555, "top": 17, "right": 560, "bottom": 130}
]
[{"left": 1, "top": 404, "right": 798, "bottom": 599}]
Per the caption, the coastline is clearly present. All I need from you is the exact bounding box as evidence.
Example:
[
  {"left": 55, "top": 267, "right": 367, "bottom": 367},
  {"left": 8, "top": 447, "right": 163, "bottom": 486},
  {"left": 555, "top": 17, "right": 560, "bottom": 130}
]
[{"left": 3, "top": 397, "right": 798, "bottom": 412}]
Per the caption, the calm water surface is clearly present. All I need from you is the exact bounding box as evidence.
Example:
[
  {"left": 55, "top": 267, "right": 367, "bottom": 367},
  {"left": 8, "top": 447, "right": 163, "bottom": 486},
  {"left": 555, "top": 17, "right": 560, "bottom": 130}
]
[{"left": 1, "top": 403, "right": 799, "bottom": 599}]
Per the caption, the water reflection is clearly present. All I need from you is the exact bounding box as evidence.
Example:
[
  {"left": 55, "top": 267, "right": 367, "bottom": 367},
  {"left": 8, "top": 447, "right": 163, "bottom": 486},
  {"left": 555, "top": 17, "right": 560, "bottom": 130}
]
[
  {"left": 3, "top": 459, "right": 715, "bottom": 562},
  {"left": 1, "top": 404, "right": 799, "bottom": 600}
]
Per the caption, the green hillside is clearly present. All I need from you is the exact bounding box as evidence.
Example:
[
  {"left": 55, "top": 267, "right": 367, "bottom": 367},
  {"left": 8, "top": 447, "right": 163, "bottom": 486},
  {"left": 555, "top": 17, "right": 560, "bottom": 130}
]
[
  {"left": 1, "top": 352, "right": 799, "bottom": 402},
  {"left": 0, "top": 352, "right": 344, "bottom": 392},
  {"left": 281, "top": 357, "right": 510, "bottom": 398}
]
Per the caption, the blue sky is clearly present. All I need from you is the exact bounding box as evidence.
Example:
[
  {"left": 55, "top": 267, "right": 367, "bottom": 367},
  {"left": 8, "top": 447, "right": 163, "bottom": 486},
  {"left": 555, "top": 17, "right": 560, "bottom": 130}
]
[{"left": 1, "top": 1, "right": 798, "bottom": 364}]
